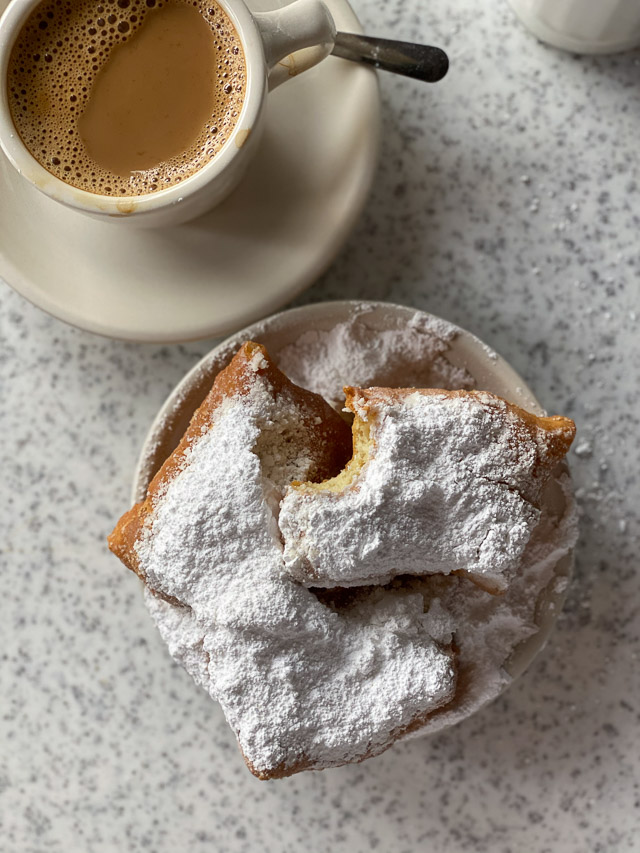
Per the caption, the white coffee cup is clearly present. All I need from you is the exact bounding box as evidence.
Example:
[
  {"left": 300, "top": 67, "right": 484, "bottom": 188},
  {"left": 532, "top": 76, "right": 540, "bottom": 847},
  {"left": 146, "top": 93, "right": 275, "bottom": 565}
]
[
  {"left": 508, "top": 0, "right": 640, "bottom": 54},
  {"left": 0, "top": 0, "right": 336, "bottom": 227}
]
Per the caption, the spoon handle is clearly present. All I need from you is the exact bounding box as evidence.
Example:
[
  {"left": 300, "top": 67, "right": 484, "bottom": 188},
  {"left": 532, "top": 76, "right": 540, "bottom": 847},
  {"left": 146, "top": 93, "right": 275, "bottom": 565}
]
[{"left": 331, "top": 33, "right": 449, "bottom": 83}]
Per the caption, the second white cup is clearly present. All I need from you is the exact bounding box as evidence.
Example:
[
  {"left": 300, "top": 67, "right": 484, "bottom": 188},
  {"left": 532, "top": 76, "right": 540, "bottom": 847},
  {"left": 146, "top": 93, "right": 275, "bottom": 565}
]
[{"left": 508, "top": 0, "right": 640, "bottom": 54}]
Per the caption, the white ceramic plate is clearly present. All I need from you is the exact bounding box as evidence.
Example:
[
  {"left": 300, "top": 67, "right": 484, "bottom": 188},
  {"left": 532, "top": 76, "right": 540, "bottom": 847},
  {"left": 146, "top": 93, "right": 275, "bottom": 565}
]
[
  {"left": 133, "top": 300, "right": 575, "bottom": 709},
  {"left": 0, "top": 0, "right": 379, "bottom": 343}
]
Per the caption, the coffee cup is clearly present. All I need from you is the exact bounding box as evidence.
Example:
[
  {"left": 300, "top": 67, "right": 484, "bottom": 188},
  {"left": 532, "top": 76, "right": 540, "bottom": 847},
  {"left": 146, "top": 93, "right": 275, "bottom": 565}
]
[
  {"left": 508, "top": 0, "right": 640, "bottom": 54},
  {"left": 0, "top": 0, "right": 336, "bottom": 226}
]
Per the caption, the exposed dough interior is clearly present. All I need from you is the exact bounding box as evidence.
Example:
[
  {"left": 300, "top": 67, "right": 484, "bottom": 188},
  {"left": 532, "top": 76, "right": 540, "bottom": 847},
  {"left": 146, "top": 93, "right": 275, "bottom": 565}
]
[{"left": 292, "top": 414, "right": 372, "bottom": 494}]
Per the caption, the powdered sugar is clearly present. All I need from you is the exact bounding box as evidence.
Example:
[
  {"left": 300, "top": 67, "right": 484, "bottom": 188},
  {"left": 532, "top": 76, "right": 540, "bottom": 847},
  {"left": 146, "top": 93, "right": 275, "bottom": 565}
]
[
  {"left": 280, "top": 390, "right": 567, "bottom": 593},
  {"left": 136, "top": 362, "right": 455, "bottom": 777},
  {"left": 413, "top": 473, "right": 578, "bottom": 737},
  {"left": 276, "top": 310, "right": 474, "bottom": 410}
]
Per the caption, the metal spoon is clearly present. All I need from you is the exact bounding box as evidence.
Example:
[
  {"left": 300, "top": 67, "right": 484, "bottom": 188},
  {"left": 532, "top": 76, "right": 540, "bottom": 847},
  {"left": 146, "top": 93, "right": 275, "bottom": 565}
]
[{"left": 331, "top": 33, "right": 449, "bottom": 83}]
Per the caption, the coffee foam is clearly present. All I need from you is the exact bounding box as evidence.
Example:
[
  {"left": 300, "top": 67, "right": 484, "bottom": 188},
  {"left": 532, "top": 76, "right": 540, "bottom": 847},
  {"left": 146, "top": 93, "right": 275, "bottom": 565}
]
[{"left": 7, "top": 0, "right": 246, "bottom": 197}]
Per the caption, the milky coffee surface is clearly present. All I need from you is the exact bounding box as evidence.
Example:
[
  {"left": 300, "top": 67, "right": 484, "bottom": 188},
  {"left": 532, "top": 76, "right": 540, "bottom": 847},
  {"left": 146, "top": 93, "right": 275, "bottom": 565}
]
[{"left": 7, "top": 0, "right": 246, "bottom": 196}]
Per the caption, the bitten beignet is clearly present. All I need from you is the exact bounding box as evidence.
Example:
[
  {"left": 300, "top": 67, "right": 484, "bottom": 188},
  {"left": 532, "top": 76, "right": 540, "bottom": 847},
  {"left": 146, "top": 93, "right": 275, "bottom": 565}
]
[{"left": 279, "top": 387, "right": 575, "bottom": 594}]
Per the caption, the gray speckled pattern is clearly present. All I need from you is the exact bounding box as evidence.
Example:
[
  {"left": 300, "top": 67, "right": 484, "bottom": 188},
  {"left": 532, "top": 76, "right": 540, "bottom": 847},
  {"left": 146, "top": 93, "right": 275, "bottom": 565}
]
[{"left": 1, "top": 1, "right": 639, "bottom": 851}]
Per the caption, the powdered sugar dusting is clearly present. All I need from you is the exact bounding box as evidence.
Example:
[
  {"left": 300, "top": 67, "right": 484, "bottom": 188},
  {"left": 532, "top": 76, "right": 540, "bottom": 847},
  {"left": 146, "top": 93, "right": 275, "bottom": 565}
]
[
  {"left": 280, "top": 390, "right": 561, "bottom": 593},
  {"left": 276, "top": 310, "right": 474, "bottom": 410},
  {"left": 413, "top": 474, "right": 578, "bottom": 736},
  {"left": 136, "top": 367, "right": 456, "bottom": 776},
  {"left": 134, "top": 307, "right": 471, "bottom": 499}
]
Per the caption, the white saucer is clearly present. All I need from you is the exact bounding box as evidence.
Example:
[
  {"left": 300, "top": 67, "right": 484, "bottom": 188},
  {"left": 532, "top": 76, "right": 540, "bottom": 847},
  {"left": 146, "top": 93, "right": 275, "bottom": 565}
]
[
  {"left": 0, "top": 0, "right": 379, "bottom": 343},
  {"left": 132, "top": 301, "right": 576, "bottom": 727}
]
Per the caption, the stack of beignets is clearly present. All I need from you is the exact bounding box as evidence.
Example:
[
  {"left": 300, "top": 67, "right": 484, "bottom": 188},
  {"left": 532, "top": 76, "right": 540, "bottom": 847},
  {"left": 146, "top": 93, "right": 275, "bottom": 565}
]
[{"left": 109, "top": 341, "right": 575, "bottom": 778}]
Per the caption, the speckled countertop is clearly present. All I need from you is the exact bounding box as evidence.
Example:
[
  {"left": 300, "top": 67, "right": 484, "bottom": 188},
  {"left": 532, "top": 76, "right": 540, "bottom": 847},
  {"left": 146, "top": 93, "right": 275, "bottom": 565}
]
[{"left": 2, "top": 1, "right": 639, "bottom": 851}]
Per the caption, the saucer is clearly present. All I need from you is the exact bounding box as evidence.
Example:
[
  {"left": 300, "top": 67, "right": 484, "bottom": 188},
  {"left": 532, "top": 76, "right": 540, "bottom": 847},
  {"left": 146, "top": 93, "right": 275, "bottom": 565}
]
[
  {"left": 0, "top": 0, "right": 379, "bottom": 343},
  {"left": 131, "top": 300, "right": 576, "bottom": 733}
]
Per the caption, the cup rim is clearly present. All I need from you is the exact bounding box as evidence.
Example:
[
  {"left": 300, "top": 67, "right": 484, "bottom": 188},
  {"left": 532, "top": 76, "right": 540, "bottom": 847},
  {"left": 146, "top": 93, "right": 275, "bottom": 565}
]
[{"left": 0, "top": 0, "right": 266, "bottom": 217}]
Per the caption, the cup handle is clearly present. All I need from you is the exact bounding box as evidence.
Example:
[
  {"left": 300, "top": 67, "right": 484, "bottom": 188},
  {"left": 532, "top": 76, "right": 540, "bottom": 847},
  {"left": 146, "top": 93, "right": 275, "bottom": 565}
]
[{"left": 254, "top": 0, "right": 336, "bottom": 90}]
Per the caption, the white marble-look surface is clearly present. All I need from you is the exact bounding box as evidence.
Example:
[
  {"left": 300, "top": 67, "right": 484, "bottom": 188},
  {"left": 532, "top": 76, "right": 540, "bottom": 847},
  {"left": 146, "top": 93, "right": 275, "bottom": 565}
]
[{"left": 1, "top": 1, "right": 639, "bottom": 851}]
